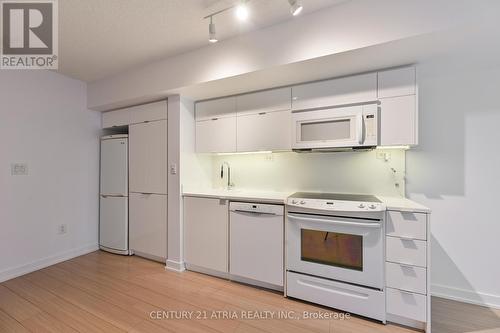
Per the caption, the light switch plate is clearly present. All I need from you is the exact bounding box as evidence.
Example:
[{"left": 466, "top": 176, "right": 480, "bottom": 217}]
[
  {"left": 170, "top": 163, "right": 177, "bottom": 175},
  {"left": 11, "top": 163, "right": 28, "bottom": 175}
]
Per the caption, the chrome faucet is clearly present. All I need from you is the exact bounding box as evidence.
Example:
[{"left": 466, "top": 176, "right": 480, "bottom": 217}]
[{"left": 220, "top": 161, "right": 234, "bottom": 190}]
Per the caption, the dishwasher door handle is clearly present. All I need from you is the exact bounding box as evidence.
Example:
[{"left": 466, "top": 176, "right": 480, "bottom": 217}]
[{"left": 232, "top": 209, "right": 277, "bottom": 216}]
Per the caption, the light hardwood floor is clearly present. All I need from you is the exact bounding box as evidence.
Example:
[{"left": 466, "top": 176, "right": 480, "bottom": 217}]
[{"left": 0, "top": 251, "right": 499, "bottom": 333}]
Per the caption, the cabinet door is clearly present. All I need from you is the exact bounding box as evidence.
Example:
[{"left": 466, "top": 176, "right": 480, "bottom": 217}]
[
  {"left": 129, "top": 193, "right": 167, "bottom": 259},
  {"left": 196, "top": 97, "right": 236, "bottom": 121},
  {"left": 184, "top": 197, "right": 228, "bottom": 273},
  {"left": 378, "top": 67, "right": 416, "bottom": 98},
  {"left": 195, "top": 117, "right": 236, "bottom": 153},
  {"left": 237, "top": 110, "right": 291, "bottom": 152},
  {"left": 102, "top": 109, "right": 131, "bottom": 128},
  {"left": 380, "top": 95, "right": 417, "bottom": 146},
  {"left": 236, "top": 88, "right": 291, "bottom": 116},
  {"left": 292, "top": 73, "right": 377, "bottom": 111},
  {"left": 128, "top": 100, "right": 167, "bottom": 124},
  {"left": 129, "top": 120, "right": 168, "bottom": 194}
]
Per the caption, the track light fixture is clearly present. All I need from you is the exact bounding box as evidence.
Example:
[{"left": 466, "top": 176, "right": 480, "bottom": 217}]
[
  {"left": 208, "top": 16, "right": 218, "bottom": 43},
  {"left": 205, "top": 0, "right": 304, "bottom": 43},
  {"left": 288, "top": 0, "right": 303, "bottom": 16}
]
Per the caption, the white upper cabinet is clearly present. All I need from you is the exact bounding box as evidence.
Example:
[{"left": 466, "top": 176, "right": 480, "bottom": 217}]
[
  {"left": 195, "top": 97, "right": 236, "bottom": 121},
  {"left": 102, "top": 109, "right": 132, "bottom": 128},
  {"left": 380, "top": 95, "right": 417, "bottom": 146},
  {"left": 129, "top": 120, "right": 168, "bottom": 194},
  {"left": 237, "top": 110, "right": 291, "bottom": 152},
  {"left": 196, "top": 117, "right": 237, "bottom": 153},
  {"left": 378, "top": 67, "right": 416, "bottom": 98},
  {"left": 291, "top": 73, "right": 377, "bottom": 111},
  {"left": 102, "top": 100, "right": 167, "bottom": 128},
  {"left": 128, "top": 100, "right": 168, "bottom": 124},
  {"left": 378, "top": 66, "right": 418, "bottom": 146},
  {"left": 236, "top": 88, "right": 291, "bottom": 116},
  {"left": 236, "top": 88, "right": 292, "bottom": 152},
  {"left": 195, "top": 97, "right": 237, "bottom": 153}
]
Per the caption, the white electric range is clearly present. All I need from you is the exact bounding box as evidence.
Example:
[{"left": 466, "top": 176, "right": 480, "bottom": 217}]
[{"left": 286, "top": 192, "right": 387, "bottom": 322}]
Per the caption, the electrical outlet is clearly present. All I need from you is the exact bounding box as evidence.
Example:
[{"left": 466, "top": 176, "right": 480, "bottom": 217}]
[
  {"left": 170, "top": 163, "right": 177, "bottom": 175},
  {"left": 11, "top": 163, "right": 28, "bottom": 175},
  {"left": 58, "top": 224, "right": 67, "bottom": 235}
]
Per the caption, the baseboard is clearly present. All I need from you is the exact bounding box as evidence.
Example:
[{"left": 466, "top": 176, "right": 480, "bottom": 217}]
[
  {"left": 0, "top": 243, "right": 99, "bottom": 283},
  {"left": 432, "top": 283, "right": 500, "bottom": 309},
  {"left": 166, "top": 259, "right": 186, "bottom": 272}
]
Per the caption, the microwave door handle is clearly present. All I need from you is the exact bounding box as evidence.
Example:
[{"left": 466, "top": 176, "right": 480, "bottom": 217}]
[
  {"left": 287, "top": 213, "right": 381, "bottom": 228},
  {"left": 356, "top": 113, "right": 364, "bottom": 144}
]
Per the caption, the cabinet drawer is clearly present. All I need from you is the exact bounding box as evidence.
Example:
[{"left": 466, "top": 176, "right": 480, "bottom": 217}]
[
  {"left": 386, "top": 236, "right": 426, "bottom": 267},
  {"left": 128, "top": 101, "right": 167, "bottom": 124},
  {"left": 102, "top": 109, "right": 131, "bottom": 128},
  {"left": 387, "top": 287, "right": 426, "bottom": 322},
  {"left": 236, "top": 110, "right": 291, "bottom": 152},
  {"left": 386, "top": 211, "right": 427, "bottom": 240},
  {"left": 386, "top": 262, "right": 426, "bottom": 294}
]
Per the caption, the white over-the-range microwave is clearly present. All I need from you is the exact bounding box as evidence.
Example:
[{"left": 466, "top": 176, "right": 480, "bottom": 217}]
[{"left": 292, "top": 103, "right": 378, "bottom": 152}]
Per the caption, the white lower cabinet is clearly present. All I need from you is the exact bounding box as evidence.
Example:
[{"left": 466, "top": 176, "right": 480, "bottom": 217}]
[
  {"left": 385, "top": 209, "right": 430, "bottom": 332},
  {"left": 387, "top": 288, "right": 426, "bottom": 322},
  {"left": 129, "top": 193, "right": 167, "bottom": 260},
  {"left": 184, "top": 197, "right": 228, "bottom": 274},
  {"left": 236, "top": 110, "right": 291, "bottom": 152},
  {"left": 195, "top": 117, "right": 236, "bottom": 153}
]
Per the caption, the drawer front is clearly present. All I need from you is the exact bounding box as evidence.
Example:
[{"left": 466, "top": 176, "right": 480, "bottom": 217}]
[
  {"left": 386, "top": 236, "right": 426, "bottom": 267},
  {"left": 287, "top": 272, "right": 385, "bottom": 322},
  {"left": 387, "top": 287, "right": 426, "bottom": 322},
  {"left": 386, "top": 211, "right": 427, "bottom": 240},
  {"left": 386, "top": 262, "right": 426, "bottom": 294}
]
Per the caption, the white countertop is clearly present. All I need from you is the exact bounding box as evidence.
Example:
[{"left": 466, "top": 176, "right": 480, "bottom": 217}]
[
  {"left": 182, "top": 189, "right": 292, "bottom": 204},
  {"left": 182, "top": 189, "right": 430, "bottom": 213}
]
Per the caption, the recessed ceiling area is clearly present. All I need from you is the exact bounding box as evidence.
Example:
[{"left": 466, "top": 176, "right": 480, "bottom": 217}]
[{"left": 58, "top": 0, "right": 348, "bottom": 82}]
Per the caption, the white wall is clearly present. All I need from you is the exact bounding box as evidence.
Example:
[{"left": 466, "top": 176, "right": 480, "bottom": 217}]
[
  {"left": 210, "top": 150, "right": 405, "bottom": 197},
  {"left": 407, "top": 61, "right": 500, "bottom": 308},
  {"left": 0, "top": 70, "right": 101, "bottom": 282}
]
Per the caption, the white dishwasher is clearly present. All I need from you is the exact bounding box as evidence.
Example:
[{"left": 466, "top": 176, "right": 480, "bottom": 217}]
[{"left": 229, "top": 202, "right": 284, "bottom": 291}]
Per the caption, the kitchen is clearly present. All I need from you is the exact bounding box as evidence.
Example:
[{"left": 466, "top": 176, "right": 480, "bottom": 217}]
[{"left": 1, "top": 1, "right": 500, "bottom": 333}]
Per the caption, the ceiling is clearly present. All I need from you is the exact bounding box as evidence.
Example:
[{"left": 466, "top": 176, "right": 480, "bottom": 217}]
[{"left": 58, "top": 0, "right": 347, "bottom": 82}]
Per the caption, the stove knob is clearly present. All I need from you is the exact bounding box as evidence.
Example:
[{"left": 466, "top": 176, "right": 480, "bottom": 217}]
[
  {"left": 291, "top": 200, "right": 298, "bottom": 204},
  {"left": 369, "top": 204, "right": 377, "bottom": 209},
  {"left": 300, "top": 200, "right": 306, "bottom": 205},
  {"left": 358, "top": 204, "right": 365, "bottom": 209}
]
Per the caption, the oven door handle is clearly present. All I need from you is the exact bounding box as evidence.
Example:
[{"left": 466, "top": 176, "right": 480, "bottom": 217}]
[{"left": 287, "top": 213, "right": 381, "bottom": 228}]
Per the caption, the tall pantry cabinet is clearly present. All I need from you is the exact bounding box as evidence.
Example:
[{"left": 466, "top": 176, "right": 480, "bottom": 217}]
[{"left": 102, "top": 101, "right": 168, "bottom": 262}]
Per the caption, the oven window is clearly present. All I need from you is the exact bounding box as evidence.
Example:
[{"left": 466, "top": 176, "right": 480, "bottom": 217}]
[
  {"left": 300, "top": 119, "right": 351, "bottom": 142},
  {"left": 301, "top": 229, "right": 363, "bottom": 271}
]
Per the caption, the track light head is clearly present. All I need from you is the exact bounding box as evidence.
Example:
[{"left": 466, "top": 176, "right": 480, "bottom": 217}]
[
  {"left": 288, "top": 0, "right": 303, "bottom": 16},
  {"left": 208, "top": 16, "right": 218, "bottom": 43}
]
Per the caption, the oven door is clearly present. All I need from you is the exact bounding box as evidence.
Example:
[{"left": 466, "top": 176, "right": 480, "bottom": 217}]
[
  {"left": 292, "top": 105, "right": 364, "bottom": 149},
  {"left": 287, "top": 212, "right": 384, "bottom": 289}
]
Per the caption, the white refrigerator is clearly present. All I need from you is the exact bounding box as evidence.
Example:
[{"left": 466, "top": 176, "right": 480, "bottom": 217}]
[{"left": 99, "top": 135, "right": 129, "bottom": 255}]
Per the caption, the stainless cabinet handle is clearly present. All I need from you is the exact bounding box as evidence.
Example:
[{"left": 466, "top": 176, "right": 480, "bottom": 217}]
[
  {"left": 211, "top": 117, "right": 218, "bottom": 121},
  {"left": 258, "top": 112, "right": 266, "bottom": 115}
]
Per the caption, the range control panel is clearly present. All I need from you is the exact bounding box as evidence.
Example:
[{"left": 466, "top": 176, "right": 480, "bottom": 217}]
[{"left": 287, "top": 198, "right": 386, "bottom": 212}]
